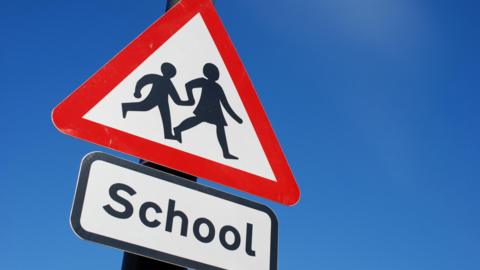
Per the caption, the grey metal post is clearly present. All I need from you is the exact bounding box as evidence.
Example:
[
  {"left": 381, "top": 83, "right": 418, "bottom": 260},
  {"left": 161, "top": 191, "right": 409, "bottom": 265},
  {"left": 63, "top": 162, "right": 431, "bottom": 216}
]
[{"left": 121, "top": 2, "right": 217, "bottom": 270}]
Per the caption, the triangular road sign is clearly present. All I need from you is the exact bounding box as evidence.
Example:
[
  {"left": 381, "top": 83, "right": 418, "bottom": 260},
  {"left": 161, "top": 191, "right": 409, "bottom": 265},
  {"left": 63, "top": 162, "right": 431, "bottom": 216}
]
[{"left": 52, "top": 0, "right": 300, "bottom": 205}]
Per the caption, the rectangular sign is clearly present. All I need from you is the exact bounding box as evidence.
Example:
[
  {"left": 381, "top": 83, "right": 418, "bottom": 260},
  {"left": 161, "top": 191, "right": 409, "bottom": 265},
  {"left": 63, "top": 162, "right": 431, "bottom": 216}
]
[{"left": 71, "top": 152, "right": 278, "bottom": 270}]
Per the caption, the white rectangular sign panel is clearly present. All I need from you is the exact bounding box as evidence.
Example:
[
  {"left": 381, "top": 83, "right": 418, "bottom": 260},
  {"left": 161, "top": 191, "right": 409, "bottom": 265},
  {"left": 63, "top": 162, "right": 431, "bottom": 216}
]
[{"left": 71, "top": 152, "right": 278, "bottom": 270}]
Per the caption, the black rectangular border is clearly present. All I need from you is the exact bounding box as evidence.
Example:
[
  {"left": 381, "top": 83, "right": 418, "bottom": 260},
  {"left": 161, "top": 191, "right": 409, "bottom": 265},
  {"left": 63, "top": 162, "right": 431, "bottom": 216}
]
[{"left": 71, "top": 151, "right": 278, "bottom": 270}]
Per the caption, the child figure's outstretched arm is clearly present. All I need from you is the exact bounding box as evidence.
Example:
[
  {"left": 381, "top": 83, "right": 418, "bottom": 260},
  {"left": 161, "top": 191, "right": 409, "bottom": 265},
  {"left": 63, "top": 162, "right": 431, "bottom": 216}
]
[
  {"left": 134, "top": 74, "right": 156, "bottom": 98},
  {"left": 219, "top": 88, "right": 243, "bottom": 124},
  {"left": 184, "top": 78, "right": 205, "bottom": 105}
]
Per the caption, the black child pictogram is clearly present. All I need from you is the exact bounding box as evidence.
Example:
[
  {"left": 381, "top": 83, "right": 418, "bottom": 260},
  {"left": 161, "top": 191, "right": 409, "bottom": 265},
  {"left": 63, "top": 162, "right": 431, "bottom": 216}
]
[
  {"left": 121, "top": 62, "right": 190, "bottom": 140},
  {"left": 122, "top": 63, "right": 242, "bottom": 160}
]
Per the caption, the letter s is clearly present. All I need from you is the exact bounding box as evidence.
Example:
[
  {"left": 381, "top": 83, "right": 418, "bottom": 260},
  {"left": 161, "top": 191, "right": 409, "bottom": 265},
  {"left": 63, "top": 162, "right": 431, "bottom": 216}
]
[{"left": 103, "top": 183, "right": 136, "bottom": 219}]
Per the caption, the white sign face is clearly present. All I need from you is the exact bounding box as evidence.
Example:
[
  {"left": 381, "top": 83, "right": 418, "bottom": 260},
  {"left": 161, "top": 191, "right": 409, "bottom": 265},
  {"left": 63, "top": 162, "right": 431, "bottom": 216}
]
[
  {"left": 83, "top": 14, "right": 276, "bottom": 181},
  {"left": 71, "top": 152, "right": 278, "bottom": 270}
]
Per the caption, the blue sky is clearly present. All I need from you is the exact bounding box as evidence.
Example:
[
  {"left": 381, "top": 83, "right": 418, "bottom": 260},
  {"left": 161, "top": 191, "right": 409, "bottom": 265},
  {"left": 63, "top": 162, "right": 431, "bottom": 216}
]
[{"left": 1, "top": 0, "right": 479, "bottom": 269}]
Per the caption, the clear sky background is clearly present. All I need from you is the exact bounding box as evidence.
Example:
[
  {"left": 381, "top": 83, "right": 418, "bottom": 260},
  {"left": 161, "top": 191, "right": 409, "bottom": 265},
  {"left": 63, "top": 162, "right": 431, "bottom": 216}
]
[{"left": 1, "top": 0, "right": 479, "bottom": 269}]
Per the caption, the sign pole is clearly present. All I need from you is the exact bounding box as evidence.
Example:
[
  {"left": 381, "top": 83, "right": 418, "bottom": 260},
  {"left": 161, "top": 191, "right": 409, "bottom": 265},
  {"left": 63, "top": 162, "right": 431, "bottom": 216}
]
[
  {"left": 121, "top": 1, "right": 197, "bottom": 268},
  {"left": 120, "top": 3, "right": 218, "bottom": 270}
]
